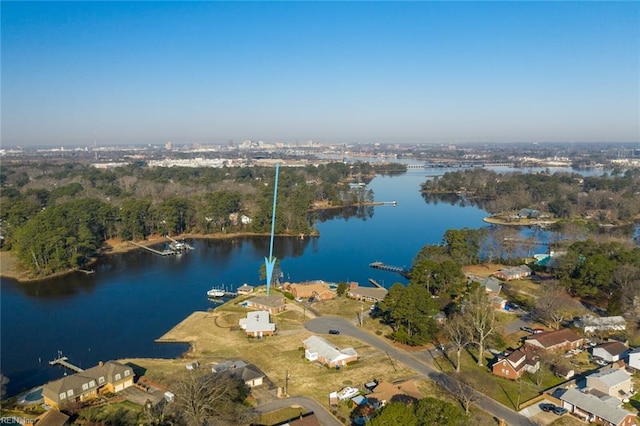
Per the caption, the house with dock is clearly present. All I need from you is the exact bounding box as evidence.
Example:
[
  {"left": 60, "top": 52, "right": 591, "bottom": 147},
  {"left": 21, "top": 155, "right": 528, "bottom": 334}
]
[
  {"left": 346, "top": 284, "right": 388, "bottom": 303},
  {"left": 42, "top": 361, "right": 134, "bottom": 409}
]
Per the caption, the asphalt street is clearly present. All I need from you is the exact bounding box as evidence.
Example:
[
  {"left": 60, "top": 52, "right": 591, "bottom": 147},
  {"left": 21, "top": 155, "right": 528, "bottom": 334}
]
[
  {"left": 306, "top": 317, "right": 537, "bottom": 426},
  {"left": 255, "top": 395, "right": 342, "bottom": 426}
]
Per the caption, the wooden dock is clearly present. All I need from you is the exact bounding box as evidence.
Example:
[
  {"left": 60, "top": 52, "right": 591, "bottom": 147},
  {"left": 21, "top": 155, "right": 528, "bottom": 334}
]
[
  {"left": 369, "top": 261, "right": 411, "bottom": 278},
  {"left": 368, "top": 278, "right": 384, "bottom": 288},
  {"left": 128, "top": 240, "right": 174, "bottom": 256},
  {"left": 49, "top": 352, "right": 83, "bottom": 373}
]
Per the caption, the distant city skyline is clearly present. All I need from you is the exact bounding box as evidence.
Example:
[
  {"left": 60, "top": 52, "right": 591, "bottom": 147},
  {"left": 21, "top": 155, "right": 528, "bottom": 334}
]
[{"left": 2, "top": 1, "right": 639, "bottom": 146}]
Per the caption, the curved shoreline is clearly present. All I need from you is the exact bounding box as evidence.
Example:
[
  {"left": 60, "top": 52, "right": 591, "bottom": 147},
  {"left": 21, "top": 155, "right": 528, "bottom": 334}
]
[
  {"left": 482, "top": 216, "right": 558, "bottom": 226},
  {"left": 0, "top": 230, "right": 319, "bottom": 284},
  {"left": 0, "top": 201, "right": 387, "bottom": 283}
]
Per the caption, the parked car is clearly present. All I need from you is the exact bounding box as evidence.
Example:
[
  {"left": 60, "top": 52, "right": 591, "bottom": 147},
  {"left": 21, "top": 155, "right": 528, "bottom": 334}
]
[
  {"left": 540, "top": 403, "right": 556, "bottom": 412},
  {"left": 594, "top": 358, "right": 609, "bottom": 366},
  {"left": 553, "top": 407, "right": 567, "bottom": 415},
  {"left": 521, "top": 326, "right": 534, "bottom": 333},
  {"left": 533, "top": 328, "right": 545, "bottom": 334},
  {"left": 329, "top": 329, "right": 340, "bottom": 335}
]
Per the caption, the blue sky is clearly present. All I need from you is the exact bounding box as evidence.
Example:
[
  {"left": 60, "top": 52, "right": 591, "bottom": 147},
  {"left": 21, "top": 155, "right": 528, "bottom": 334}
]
[{"left": 2, "top": 1, "right": 639, "bottom": 146}]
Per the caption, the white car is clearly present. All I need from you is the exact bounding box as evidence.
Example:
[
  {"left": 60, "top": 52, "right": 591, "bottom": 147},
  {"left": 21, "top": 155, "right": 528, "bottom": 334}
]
[
  {"left": 594, "top": 359, "right": 609, "bottom": 367},
  {"left": 337, "top": 386, "right": 360, "bottom": 400}
]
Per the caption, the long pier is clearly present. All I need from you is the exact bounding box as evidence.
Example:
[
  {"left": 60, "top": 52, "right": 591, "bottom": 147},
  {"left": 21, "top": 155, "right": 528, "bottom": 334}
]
[
  {"left": 49, "top": 352, "right": 83, "bottom": 373},
  {"left": 128, "top": 240, "right": 174, "bottom": 256},
  {"left": 368, "top": 278, "right": 384, "bottom": 288},
  {"left": 369, "top": 262, "right": 411, "bottom": 278}
]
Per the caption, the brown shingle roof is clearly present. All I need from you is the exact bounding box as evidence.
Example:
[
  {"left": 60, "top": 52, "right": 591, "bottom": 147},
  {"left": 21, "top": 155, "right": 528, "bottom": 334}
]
[{"left": 525, "top": 328, "right": 582, "bottom": 350}]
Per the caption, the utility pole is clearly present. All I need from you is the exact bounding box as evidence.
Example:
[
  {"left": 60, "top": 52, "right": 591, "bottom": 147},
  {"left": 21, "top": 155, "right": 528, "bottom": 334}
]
[{"left": 284, "top": 369, "right": 290, "bottom": 396}]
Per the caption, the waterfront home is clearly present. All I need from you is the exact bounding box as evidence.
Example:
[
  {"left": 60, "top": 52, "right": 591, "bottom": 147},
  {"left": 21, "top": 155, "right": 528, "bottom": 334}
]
[
  {"left": 556, "top": 388, "right": 636, "bottom": 426},
  {"left": 492, "top": 347, "right": 540, "bottom": 380},
  {"left": 346, "top": 284, "right": 388, "bottom": 303},
  {"left": 586, "top": 368, "right": 634, "bottom": 400},
  {"left": 283, "top": 281, "right": 336, "bottom": 301},
  {"left": 479, "top": 276, "right": 503, "bottom": 295},
  {"left": 524, "top": 328, "right": 583, "bottom": 352},
  {"left": 592, "top": 341, "right": 630, "bottom": 363},
  {"left": 237, "top": 284, "right": 254, "bottom": 295},
  {"left": 245, "top": 296, "right": 286, "bottom": 314},
  {"left": 303, "top": 335, "right": 358, "bottom": 368},
  {"left": 42, "top": 361, "right": 134, "bottom": 409},
  {"left": 239, "top": 310, "right": 276, "bottom": 337},
  {"left": 493, "top": 265, "right": 532, "bottom": 281},
  {"left": 577, "top": 315, "right": 627, "bottom": 334}
]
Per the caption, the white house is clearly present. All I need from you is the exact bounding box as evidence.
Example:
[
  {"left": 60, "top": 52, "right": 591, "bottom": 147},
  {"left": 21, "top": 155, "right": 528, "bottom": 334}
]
[
  {"left": 627, "top": 347, "right": 640, "bottom": 371},
  {"left": 592, "top": 341, "right": 630, "bottom": 363},
  {"left": 577, "top": 315, "right": 627, "bottom": 334},
  {"left": 303, "top": 335, "right": 358, "bottom": 368},
  {"left": 239, "top": 311, "right": 275, "bottom": 337}
]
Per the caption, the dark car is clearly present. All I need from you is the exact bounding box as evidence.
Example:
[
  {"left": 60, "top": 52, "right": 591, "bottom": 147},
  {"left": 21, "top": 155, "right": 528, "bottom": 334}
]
[
  {"left": 553, "top": 407, "right": 567, "bottom": 415},
  {"left": 329, "top": 329, "right": 340, "bottom": 335},
  {"left": 539, "top": 403, "right": 555, "bottom": 412},
  {"left": 521, "top": 326, "right": 535, "bottom": 333}
]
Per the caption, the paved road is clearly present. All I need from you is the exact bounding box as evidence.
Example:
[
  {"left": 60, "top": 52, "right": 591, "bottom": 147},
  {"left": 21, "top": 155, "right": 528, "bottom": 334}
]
[
  {"left": 255, "top": 395, "right": 341, "bottom": 426},
  {"left": 306, "top": 317, "right": 536, "bottom": 426}
]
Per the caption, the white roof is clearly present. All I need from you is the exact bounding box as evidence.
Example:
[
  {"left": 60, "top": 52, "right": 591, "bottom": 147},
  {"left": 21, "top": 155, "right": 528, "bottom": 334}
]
[
  {"left": 239, "top": 311, "right": 275, "bottom": 333},
  {"left": 560, "top": 388, "right": 634, "bottom": 425},
  {"left": 303, "top": 335, "right": 358, "bottom": 363}
]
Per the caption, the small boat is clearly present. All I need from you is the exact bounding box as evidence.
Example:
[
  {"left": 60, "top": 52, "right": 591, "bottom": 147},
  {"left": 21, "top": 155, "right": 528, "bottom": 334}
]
[{"left": 207, "top": 287, "right": 225, "bottom": 298}]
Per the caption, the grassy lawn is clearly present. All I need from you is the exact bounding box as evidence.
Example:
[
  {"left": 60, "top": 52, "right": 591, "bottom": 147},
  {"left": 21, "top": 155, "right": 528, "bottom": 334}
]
[
  {"left": 256, "top": 407, "right": 309, "bottom": 425},
  {"left": 437, "top": 347, "right": 565, "bottom": 410},
  {"left": 311, "top": 296, "right": 369, "bottom": 318}
]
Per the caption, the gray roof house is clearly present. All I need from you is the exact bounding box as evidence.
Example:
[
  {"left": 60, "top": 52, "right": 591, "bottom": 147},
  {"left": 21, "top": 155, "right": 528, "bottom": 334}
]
[
  {"left": 586, "top": 368, "right": 633, "bottom": 399},
  {"left": 211, "top": 360, "right": 265, "bottom": 388},
  {"left": 42, "top": 361, "right": 134, "bottom": 409},
  {"left": 303, "top": 335, "right": 358, "bottom": 368},
  {"left": 557, "top": 388, "right": 636, "bottom": 426}
]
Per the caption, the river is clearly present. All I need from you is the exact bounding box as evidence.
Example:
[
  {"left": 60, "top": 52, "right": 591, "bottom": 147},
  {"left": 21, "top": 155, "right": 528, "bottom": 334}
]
[{"left": 0, "top": 165, "right": 613, "bottom": 397}]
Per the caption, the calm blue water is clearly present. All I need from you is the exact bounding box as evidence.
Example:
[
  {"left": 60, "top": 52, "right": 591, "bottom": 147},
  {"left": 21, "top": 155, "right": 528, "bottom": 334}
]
[{"left": 0, "top": 166, "right": 614, "bottom": 397}]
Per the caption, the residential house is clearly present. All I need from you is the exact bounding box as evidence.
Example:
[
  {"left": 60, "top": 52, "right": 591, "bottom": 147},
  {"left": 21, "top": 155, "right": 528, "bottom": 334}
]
[
  {"left": 586, "top": 368, "right": 634, "bottom": 400},
  {"left": 303, "top": 335, "right": 358, "bottom": 368},
  {"left": 346, "top": 285, "right": 388, "bottom": 303},
  {"left": 42, "top": 361, "right": 134, "bottom": 409},
  {"left": 239, "top": 310, "right": 276, "bottom": 337},
  {"left": 627, "top": 347, "right": 640, "bottom": 371},
  {"left": 245, "top": 296, "right": 286, "bottom": 314},
  {"left": 557, "top": 388, "right": 636, "bottom": 426},
  {"left": 524, "top": 328, "right": 583, "bottom": 352},
  {"left": 493, "top": 265, "right": 532, "bottom": 281},
  {"left": 211, "top": 360, "right": 266, "bottom": 388},
  {"left": 552, "top": 364, "right": 575, "bottom": 380},
  {"left": 577, "top": 315, "right": 627, "bottom": 334},
  {"left": 283, "top": 281, "right": 336, "bottom": 301},
  {"left": 433, "top": 311, "right": 447, "bottom": 325},
  {"left": 491, "top": 295, "right": 508, "bottom": 310},
  {"left": 592, "top": 342, "right": 630, "bottom": 363},
  {"left": 237, "top": 284, "right": 254, "bottom": 295},
  {"left": 479, "top": 276, "right": 503, "bottom": 295},
  {"left": 492, "top": 347, "right": 540, "bottom": 380}
]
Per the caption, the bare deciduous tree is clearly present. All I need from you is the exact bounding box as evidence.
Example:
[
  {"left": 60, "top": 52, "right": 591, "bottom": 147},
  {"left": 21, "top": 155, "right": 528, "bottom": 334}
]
[
  {"left": 448, "top": 373, "right": 481, "bottom": 414},
  {"left": 534, "top": 281, "right": 575, "bottom": 330},
  {"left": 444, "top": 314, "right": 471, "bottom": 373},
  {"left": 169, "top": 369, "right": 252, "bottom": 426},
  {"left": 463, "top": 286, "right": 495, "bottom": 366}
]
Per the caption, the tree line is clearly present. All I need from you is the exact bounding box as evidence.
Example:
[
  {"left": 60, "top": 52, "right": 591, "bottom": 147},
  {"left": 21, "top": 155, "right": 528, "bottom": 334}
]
[
  {"left": 1, "top": 161, "right": 404, "bottom": 275},
  {"left": 421, "top": 168, "right": 640, "bottom": 226}
]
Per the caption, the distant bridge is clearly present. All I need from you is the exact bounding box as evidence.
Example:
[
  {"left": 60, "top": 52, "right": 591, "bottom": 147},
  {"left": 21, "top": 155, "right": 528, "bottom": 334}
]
[{"left": 404, "top": 162, "right": 515, "bottom": 169}]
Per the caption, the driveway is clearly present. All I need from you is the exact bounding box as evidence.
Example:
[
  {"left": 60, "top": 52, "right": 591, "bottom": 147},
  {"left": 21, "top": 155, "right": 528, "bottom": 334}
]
[
  {"left": 306, "top": 317, "right": 537, "bottom": 426},
  {"left": 519, "top": 399, "right": 565, "bottom": 425},
  {"left": 255, "top": 395, "right": 341, "bottom": 426}
]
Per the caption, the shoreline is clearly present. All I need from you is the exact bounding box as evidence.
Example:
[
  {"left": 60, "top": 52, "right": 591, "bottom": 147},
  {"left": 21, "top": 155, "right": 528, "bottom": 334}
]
[
  {"left": 0, "top": 231, "right": 319, "bottom": 283},
  {"left": 0, "top": 201, "right": 389, "bottom": 283},
  {"left": 482, "top": 216, "right": 558, "bottom": 226}
]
